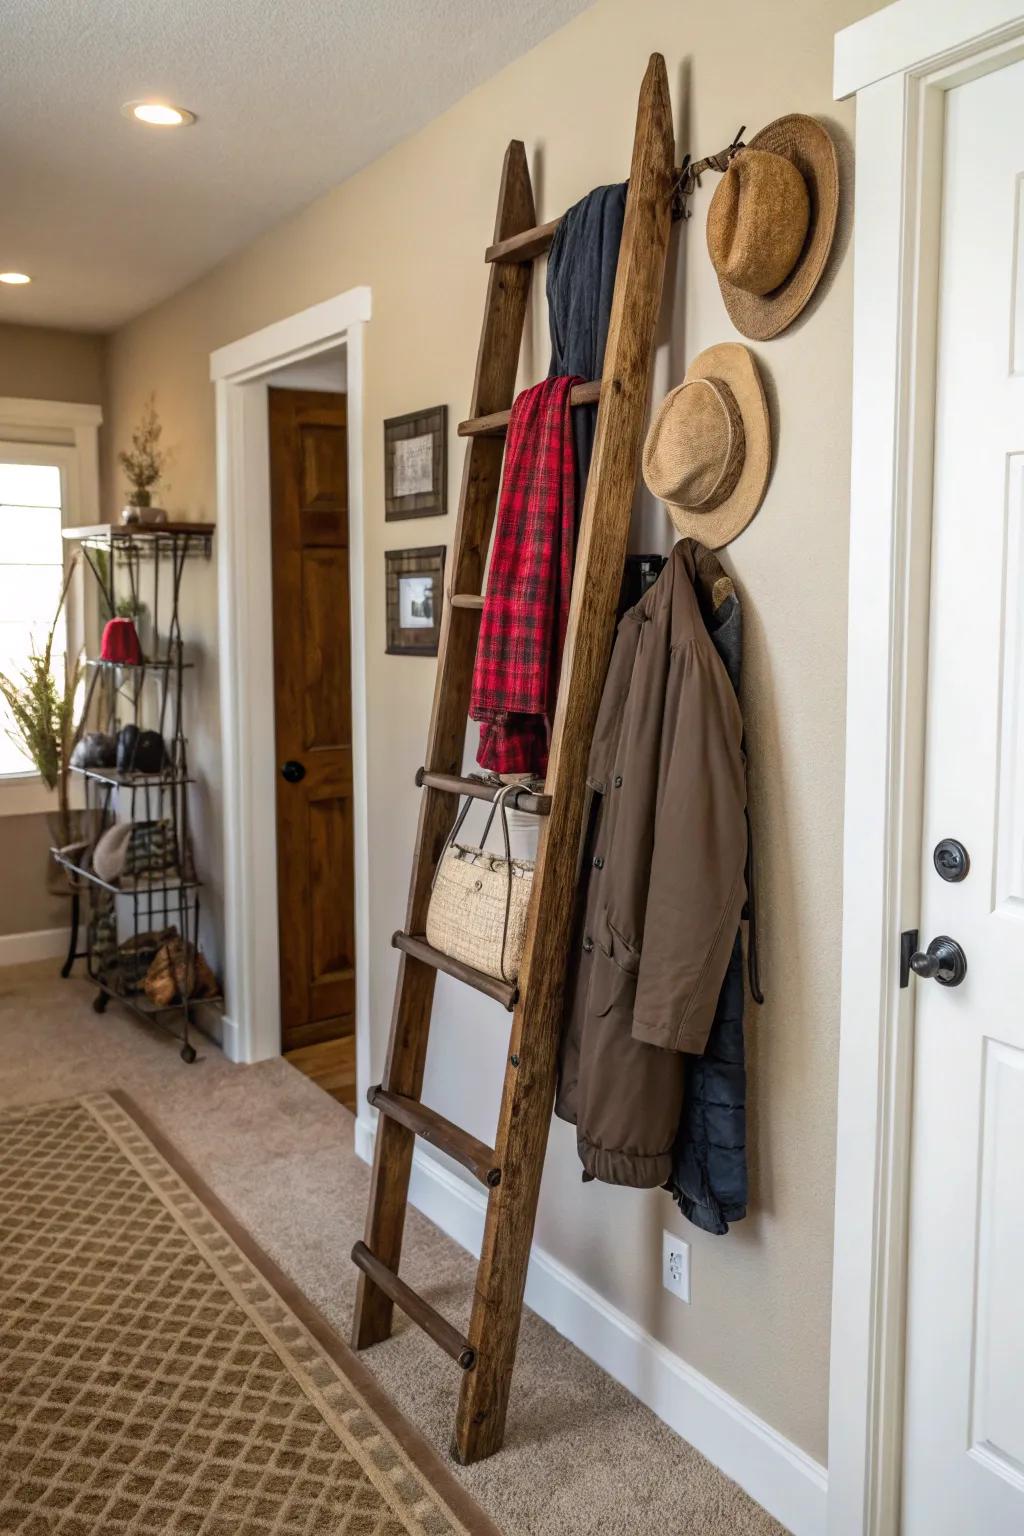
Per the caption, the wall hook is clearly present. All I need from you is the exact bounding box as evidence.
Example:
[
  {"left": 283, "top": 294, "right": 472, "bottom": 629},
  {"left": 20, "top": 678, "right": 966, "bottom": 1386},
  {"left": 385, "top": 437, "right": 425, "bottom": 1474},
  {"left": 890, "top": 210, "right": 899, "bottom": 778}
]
[{"left": 671, "top": 125, "right": 746, "bottom": 220}]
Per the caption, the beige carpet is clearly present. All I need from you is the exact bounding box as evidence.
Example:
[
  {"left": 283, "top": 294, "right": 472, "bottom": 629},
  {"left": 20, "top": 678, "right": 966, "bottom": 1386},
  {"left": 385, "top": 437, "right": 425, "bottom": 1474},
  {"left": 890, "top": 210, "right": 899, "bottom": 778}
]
[
  {"left": 1, "top": 1090, "right": 500, "bottom": 1536},
  {"left": 0, "top": 961, "right": 787, "bottom": 1536}
]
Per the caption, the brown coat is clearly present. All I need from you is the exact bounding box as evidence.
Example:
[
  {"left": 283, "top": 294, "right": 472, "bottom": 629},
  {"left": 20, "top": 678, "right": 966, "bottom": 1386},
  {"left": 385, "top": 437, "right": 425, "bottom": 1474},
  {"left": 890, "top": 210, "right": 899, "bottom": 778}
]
[{"left": 555, "top": 541, "right": 747, "bottom": 1188}]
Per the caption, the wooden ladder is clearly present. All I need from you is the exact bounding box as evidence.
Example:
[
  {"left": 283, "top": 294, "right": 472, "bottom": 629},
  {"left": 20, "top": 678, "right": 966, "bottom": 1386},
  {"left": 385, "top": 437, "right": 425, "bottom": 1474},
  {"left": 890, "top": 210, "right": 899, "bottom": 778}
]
[{"left": 351, "top": 53, "right": 676, "bottom": 1464}]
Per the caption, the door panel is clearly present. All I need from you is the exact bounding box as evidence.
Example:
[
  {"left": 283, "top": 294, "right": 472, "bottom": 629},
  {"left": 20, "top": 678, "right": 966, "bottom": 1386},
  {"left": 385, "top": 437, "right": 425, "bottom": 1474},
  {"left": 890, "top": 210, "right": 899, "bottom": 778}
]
[
  {"left": 996, "top": 455, "right": 1024, "bottom": 914},
  {"left": 902, "top": 59, "right": 1024, "bottom": 1534},
  {"left": 269, "top": 387, "right": 355, "bottom": 1054},
  {"left": 300, "top": 421, "right": 347, "bottom": 538},
  {"left": 302, "top": 546, "right": 351, "bottom": 749},
  {"left": 971, "top": 1039, "right": 1024, "bottom": 1481}
]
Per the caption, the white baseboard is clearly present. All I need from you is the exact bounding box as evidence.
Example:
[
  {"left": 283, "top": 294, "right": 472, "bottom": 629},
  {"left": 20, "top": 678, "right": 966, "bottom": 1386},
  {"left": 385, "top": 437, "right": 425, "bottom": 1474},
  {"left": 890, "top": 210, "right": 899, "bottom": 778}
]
[
  {"left": 214, "top": 1009, "right": 239, "bottom": 1061},
  {"left": 0, "top": 926, "right": 68, "bottom": 967},
  {"left": 354, "top": 1113, "right": 827, "bottom": 1536}
]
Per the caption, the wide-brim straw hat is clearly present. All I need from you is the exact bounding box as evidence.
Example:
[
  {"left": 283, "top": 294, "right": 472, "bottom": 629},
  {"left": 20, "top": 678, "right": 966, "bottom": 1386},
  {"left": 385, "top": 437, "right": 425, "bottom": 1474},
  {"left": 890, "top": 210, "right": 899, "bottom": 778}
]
[
  {"left": 711, "top": 114, "right": 839, "bottom": 341},
  {"left": 642, "top": 343, "right": 771, "bottom": 549}
]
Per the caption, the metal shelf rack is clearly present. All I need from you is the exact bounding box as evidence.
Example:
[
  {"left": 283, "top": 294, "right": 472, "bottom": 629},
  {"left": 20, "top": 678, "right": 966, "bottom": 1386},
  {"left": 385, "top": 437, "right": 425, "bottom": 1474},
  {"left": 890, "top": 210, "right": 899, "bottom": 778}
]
[{"left": 55, "top": 523, "right": 219, "bottom": 1062}]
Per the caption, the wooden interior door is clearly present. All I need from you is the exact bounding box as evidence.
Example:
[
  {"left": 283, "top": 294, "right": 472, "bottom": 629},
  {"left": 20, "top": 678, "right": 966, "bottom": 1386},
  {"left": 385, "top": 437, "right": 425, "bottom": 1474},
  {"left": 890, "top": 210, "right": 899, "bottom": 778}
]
[{"left": 269, "top": 387, "right": 355, "bottom": 1067}]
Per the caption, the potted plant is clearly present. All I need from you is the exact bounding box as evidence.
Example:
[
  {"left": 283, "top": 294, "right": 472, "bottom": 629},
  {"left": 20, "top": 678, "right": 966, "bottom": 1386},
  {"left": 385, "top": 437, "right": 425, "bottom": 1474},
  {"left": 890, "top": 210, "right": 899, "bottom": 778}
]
[
  {"left": 0, "top": 556, "right": 86, "bottom": 858},
  {"left": 118, "top": 394, "right": 167, "bottom": 525}
]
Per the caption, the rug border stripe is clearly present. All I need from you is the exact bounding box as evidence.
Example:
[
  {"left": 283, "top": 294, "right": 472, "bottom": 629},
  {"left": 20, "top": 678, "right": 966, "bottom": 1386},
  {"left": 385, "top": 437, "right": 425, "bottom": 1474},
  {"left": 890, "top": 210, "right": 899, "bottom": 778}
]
[{"left": 106, "top": 1087, "right": 504, "bottom": 1536}]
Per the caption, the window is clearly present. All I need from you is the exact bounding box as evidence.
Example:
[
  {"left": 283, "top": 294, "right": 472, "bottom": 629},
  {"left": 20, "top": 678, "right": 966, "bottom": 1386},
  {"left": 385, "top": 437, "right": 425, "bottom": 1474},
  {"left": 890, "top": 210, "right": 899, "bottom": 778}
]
[{"left": 0, "top": 450, "right": 69, "bottom": 779}]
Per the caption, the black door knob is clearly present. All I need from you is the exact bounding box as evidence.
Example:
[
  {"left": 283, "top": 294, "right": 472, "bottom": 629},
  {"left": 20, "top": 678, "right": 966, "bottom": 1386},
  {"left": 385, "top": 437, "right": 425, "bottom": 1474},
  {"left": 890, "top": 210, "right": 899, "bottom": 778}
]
[
  {"left": 281, "top": 760, "right": 306, "bottom": 783},
  {"left": 909, "top": 935, "right": 967, "bottom": 987}
]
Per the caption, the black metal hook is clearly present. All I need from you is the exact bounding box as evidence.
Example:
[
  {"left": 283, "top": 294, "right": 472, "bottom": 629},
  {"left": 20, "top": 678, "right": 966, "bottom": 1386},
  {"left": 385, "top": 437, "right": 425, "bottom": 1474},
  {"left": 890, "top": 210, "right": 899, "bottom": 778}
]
[{"left": 671, "top": 126, "right": 746, "bottom": 221}]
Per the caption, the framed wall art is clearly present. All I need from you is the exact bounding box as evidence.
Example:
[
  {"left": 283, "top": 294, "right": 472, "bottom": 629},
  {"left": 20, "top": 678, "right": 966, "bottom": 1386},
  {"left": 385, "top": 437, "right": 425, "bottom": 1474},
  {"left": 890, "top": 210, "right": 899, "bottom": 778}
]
[
  {"left": 385, "top": 545, "right": 446, "bottom": 657},
  {"left": 384, "top": 404, "right": 447, "bottom": 521}
]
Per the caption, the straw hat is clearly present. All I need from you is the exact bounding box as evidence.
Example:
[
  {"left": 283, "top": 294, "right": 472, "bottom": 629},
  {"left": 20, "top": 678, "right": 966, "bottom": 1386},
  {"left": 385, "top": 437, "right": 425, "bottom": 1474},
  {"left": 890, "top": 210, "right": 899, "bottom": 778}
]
[
  {"left": 642, "top": 343, "right": 770, "bottom": 549},
  {"left": 707, "top": 114, "right": 839, "bottom": 341}
]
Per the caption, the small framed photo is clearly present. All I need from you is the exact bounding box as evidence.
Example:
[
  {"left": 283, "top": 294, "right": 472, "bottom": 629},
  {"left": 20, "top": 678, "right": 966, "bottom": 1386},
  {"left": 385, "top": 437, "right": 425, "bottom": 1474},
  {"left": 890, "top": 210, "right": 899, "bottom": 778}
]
[
  {"left": 386, "top": 546, "right": 446, "bottom": 656},
  {"left": 384, "top": 405, "right": 447, "bottom": 520}
]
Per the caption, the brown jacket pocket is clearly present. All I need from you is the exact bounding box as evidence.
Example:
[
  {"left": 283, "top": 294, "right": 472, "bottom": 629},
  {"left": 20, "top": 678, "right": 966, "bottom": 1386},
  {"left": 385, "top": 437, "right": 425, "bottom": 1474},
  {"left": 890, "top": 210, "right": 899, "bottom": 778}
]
[{"left": 589, "top": 914, "right": 640, "bottom": 1017}]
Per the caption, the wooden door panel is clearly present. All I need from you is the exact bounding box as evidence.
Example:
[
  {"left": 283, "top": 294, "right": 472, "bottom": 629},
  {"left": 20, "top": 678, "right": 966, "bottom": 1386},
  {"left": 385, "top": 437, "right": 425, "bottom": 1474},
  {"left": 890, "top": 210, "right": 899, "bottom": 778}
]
[
  {"left": 269, "top": 386, "right": 355, "bottom": 1055},
  {"left": 302, "top": 546, "right": 351, "bottom": 750},
  {"left": 309, "top": 791, "right": 355, "bottom": 977},
  {"left": 300, "top": 421, "right": 347, "bottom": 541}
]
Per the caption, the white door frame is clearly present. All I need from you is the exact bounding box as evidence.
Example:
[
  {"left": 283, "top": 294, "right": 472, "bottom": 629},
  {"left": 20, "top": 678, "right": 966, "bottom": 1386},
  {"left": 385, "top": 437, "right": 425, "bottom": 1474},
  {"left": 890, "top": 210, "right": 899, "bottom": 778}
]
[
  {"left": 829, "top": 4, "right": 1024, "bottom": 1534},
  {"left": 210, "top": 287, "right": 372, "bottom": 1080}
]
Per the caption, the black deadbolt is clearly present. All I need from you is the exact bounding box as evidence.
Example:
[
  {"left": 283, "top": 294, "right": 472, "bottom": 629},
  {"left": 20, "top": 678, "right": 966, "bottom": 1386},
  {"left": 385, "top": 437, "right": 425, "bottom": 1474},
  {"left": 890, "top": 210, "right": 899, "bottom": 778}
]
[
  {"left": 933, "top": 838, "right": 969, "bottom": 883},
  {"left": 909, "top": 935, "right": 967, "bottom": 987},
  {"left": 281, "top": 760, "right": 306, "bottom": 783}
]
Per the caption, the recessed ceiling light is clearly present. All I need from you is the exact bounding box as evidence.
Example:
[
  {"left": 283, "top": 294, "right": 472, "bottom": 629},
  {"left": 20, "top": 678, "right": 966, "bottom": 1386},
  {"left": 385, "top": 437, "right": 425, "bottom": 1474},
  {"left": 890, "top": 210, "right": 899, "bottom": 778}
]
[
  {"left": 0, "top": 272, "right": 31, "bottom": 285},
  {"left": 122, "top": 101, "right": 196, "bottom": 127}
]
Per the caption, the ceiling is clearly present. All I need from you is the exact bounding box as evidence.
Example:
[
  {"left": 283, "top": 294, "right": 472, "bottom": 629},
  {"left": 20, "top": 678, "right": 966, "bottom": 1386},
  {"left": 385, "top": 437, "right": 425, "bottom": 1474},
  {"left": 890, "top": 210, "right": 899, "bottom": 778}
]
[{"left": 0, "top": 0, "right": 592, "bottom": 333}]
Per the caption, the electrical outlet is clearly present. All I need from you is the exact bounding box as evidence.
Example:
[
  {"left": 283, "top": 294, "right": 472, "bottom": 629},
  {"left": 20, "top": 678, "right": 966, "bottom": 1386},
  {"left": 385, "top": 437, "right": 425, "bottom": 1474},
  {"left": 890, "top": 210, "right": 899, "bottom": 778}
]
[{"left": 662, "top": 1230, "right": 691, "bottom": 1303}]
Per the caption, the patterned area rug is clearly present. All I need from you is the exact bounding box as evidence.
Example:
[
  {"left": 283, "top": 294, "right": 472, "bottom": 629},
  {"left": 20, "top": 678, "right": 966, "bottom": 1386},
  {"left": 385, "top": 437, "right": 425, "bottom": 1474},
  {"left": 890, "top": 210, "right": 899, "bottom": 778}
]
[{"left": 0, "top": 1091, "right": 501, "bottom": 1536}]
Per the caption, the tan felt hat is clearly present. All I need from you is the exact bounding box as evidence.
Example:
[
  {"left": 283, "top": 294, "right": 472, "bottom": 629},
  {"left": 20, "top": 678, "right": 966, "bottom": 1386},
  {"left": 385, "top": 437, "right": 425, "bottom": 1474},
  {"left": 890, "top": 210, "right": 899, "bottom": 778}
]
[
  {"left": 707, "top": 114, "right": 839, "bottom": 341},
  {"left": 642, "top": 343, "right": 771, "bottom": 549},
  {"left": 92, "top": 821, "right": 133, "bottom": 884}
]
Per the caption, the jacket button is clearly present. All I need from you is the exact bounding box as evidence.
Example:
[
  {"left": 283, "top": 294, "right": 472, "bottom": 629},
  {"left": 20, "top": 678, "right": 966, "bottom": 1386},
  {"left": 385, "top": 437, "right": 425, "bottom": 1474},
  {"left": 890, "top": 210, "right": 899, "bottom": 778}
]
[
  {"left": 613, "top": 775, "right": 623, "bottom": 788},
  {"left": 593, "top": 855, "right": 604, "bottom": 869},
  {"left": 582, "top": 937, "right": 594, "bottom": 953}
]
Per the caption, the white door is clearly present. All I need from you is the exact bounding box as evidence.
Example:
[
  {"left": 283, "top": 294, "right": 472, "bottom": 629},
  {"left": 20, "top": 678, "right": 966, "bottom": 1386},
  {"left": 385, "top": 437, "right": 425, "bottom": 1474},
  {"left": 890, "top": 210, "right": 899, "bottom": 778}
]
[{"left": 902, "top": 57, "right": 1024, "bottom": 1536}]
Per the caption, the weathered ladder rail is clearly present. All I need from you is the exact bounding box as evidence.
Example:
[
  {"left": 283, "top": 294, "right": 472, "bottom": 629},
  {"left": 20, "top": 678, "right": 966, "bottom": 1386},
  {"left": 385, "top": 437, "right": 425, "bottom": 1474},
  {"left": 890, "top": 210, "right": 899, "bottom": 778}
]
[{"left": 351, "top": 53, "right": 676, "bottom": 1466}]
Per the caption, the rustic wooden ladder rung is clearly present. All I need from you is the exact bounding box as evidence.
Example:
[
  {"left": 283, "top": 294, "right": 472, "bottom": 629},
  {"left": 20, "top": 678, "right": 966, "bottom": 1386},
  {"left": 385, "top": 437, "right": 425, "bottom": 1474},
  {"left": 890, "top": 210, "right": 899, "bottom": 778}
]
[
  {"left": 351, "top": 52, "right": 676, "bottom": 1465},
  {"left": 391, "top": 930, "right": 519, "bottom": 1010},
  {"left": 414, "top": 768, "right": 552, "bottom": 816},
  {"left": 366, "top": 1086, "right": 502, "bottom": 1189},
  {"left": 458, "top": 378, "right": 604, "bottom": 438}
]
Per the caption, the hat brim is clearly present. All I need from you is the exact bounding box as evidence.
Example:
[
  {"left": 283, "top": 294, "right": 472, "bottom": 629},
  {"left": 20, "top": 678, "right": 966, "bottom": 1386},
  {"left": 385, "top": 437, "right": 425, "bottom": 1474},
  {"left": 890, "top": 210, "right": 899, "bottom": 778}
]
[
  {"left": 660, "top": 343, "right": 771, "bottom": 550},
  {"left": 717, "top": 114, "right": 839, "bottom": 342}
]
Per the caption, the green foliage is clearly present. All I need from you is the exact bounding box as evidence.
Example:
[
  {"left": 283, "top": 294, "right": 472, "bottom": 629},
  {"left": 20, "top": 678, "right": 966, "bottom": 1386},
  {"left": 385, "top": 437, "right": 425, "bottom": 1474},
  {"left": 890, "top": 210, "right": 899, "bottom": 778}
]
[
  {"left": 0, "top": 558, "right": 84, "bottom": 838},
  {"left": 117, "top": 393, "right": 165, "bottom": 504}
]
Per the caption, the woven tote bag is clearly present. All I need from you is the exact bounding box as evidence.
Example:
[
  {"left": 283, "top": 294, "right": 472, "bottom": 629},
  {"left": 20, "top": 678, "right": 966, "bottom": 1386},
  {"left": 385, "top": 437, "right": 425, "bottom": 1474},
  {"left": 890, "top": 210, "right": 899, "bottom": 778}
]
[{"left": 426, "top": 783, "right": 535, "bottom": 983}]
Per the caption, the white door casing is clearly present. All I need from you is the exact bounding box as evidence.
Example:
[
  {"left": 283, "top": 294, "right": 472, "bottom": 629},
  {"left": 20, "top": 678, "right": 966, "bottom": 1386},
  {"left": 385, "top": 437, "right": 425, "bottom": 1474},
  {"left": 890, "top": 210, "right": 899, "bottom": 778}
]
[
  {"left": 210, "top": 287, "right": 372, "bottom": 1081},
  {"left": 901, "top": 57, "right": 1024, "bottom": 1534},
  {"left": 831, "top": 3, "right": 1024, "bottom": 1534}
]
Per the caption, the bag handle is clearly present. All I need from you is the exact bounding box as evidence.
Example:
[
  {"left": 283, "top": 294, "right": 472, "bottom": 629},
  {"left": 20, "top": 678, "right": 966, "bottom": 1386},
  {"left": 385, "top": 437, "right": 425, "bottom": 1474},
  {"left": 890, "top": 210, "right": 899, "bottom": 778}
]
[
  {"left": 492, "top": 783, "right": 517, "bottom": 983},
  {"left": 431, "top": 787, "right": 485, "bottom": 890},
  {"left": 432, "top": 776, "right": 530, "bottom": 884}
]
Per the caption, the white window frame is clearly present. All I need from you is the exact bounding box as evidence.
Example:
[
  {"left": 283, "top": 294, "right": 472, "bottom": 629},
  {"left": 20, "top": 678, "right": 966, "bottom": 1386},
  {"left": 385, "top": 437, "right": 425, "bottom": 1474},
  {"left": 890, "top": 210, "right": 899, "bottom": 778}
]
[{"left": 0, "top": 398, "right": 101, "bottom": 817}]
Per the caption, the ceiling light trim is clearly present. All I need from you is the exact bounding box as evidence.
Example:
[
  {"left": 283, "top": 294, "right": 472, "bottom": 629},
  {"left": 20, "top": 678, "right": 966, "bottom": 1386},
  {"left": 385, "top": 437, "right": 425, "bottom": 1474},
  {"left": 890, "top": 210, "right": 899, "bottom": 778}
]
[{"left": 122, "top": 100, "right": 196, "bottom": 127}]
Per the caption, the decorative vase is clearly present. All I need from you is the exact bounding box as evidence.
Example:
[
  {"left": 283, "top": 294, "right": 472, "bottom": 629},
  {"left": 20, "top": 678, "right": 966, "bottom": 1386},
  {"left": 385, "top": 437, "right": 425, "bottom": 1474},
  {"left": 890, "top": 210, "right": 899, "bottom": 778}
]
[{"left": 121, "top": 489, "right": 164, "bottom": 526}]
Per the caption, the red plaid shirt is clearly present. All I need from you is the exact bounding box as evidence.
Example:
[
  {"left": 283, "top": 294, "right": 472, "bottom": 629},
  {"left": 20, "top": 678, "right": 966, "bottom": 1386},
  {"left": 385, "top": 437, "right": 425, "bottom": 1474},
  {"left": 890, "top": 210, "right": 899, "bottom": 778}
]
[{"left": 470, "top": 376, "right": 582, "bottom": 775}]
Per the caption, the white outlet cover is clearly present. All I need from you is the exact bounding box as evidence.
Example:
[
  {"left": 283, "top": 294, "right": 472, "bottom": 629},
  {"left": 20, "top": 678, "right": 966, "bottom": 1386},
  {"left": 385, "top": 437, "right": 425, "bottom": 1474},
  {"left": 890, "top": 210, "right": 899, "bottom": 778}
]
[{"left": 662, "top": 1229, "right": 691, "bottom": 1303}]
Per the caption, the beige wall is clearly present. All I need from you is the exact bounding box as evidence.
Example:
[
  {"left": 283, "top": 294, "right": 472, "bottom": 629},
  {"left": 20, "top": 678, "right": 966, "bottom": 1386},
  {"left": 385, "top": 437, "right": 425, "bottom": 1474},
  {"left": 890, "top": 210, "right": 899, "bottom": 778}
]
[
  {"left": 103, "top": 0, "right": 884, "bottom": 1461},
  {"left": 0, "top": 322, "right": 106, "bottom": 405},
  {"left": 0, "top": 815, "right": 69, "bottom": 937},
  {"left": 0, "top": 323, "right": 107, "bottom": 939}
]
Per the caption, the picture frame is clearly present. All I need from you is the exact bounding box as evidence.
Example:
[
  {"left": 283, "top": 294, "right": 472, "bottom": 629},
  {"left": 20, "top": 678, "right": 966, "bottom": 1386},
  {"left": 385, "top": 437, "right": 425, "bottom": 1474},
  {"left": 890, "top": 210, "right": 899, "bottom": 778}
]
[
  {"left": 385, "top": 545, "right": 446, "bottom": 657},
  {"left": 384, "top": 405, "right": 447, "bottom": 521}
]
